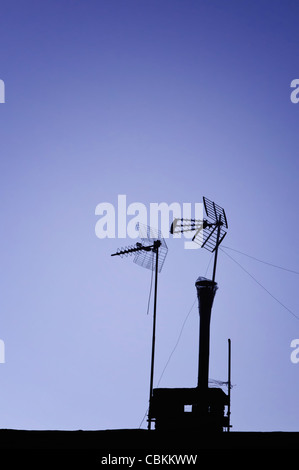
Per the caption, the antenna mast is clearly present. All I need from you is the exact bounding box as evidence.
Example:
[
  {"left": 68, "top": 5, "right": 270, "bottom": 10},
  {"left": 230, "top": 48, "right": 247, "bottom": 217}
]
[
  {"left": 111, "top": 224, "right": 168, "bottom": 431},
  {"left": 169, "top": 196, "right": 230, "bottom": 430}
]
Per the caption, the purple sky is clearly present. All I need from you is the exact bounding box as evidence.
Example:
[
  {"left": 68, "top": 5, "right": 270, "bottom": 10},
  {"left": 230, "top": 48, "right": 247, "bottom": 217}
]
[{"left": 0, "top": 0, "right": 299, "bottom": 431}]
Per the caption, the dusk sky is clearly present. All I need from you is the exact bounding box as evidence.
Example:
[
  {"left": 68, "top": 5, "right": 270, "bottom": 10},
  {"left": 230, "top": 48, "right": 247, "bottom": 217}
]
[{"left": 0, "top": 0, "right": 299, "bottom": 432}]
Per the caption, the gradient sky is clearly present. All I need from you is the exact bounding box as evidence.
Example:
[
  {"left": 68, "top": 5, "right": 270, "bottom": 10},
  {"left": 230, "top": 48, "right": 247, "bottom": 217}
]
[{"left": 0, "top": 0, "right": 299, "bottom": 432}]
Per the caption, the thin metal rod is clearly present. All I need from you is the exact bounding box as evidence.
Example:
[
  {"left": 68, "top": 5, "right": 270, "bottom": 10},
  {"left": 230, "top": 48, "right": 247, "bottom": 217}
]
[
  {"left": 227, "top": 338, "right": 231, "bottom": 432},
  {"left": 148, "top": 241, "right": 160, "bottom": 430},
  {"left": 212, "top": 215, "right": 222, "bottom": 284}
]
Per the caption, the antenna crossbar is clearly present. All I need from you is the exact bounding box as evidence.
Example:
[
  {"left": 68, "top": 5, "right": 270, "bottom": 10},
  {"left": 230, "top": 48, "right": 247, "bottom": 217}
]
[{"left": 111, "top": 242, "right": 155, "bottom": 257}]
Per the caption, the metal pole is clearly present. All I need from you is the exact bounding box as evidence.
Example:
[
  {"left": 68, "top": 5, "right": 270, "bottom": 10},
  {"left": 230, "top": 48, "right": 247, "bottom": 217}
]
[
  {"left": 148, "top": 240, "right": 160, "bottom": 430},
  {"left": 212, "top": 215, "right": 222, "bottom": 285},
  {"left": 227, "top": 338, "right": 231, "bottom": 432}
]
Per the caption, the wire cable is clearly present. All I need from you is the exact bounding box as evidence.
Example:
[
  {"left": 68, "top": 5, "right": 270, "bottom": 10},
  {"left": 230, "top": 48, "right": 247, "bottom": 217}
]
[
  {"left": 220, "top": 247, "right": 299, "bottom": 321},
  {"left": 156, "top": 297, "right": 197, "bottom": 388},
  {"left": 222, "top": 245, "right": 299, "bottom": 275}
]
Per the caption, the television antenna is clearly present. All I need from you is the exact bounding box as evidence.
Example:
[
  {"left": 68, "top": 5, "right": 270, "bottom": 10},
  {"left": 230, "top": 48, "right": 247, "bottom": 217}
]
[
  {"left": 111, "top": 223, "right": 168, "bottom": 430},
  {"left": 170, "top": 197, "right": 228, "bottom": 283}
]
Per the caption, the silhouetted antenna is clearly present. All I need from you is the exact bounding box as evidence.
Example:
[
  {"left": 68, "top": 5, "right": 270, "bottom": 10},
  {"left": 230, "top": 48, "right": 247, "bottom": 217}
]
[
  {"left": 111, "top": 223, "right": 168, "bottom": 431},
  {"left": 134, "top": 223, "right": 168, "bottom": 273},
  {"left": 170, "top": 197, "right": 228, "bottom": 283}
]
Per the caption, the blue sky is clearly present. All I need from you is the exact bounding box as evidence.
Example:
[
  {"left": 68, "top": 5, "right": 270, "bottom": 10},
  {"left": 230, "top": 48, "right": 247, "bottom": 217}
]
[{"left": 0, "top": 0, "right": 299, "bottom": 431}]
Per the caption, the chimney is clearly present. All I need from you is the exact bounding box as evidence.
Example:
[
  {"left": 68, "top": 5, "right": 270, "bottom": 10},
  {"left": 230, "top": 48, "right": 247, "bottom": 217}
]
[{"left": 195, "top": 277, "right": 218, "bottom": 390}]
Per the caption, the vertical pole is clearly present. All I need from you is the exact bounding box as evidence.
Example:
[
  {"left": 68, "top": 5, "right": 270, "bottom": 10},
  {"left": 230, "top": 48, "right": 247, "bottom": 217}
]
[
  {"left": 227, "top": 338, "right": 231, "bottom": 432},
  {"left": 212, "top": 216, "right": 222, "bottom": 285},
  {"left": 148, "top": 240, "right": 160, "bottom": 430}
]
